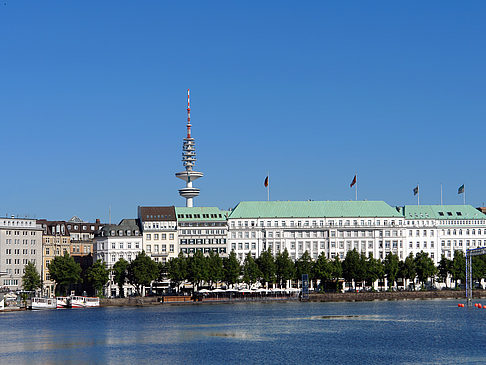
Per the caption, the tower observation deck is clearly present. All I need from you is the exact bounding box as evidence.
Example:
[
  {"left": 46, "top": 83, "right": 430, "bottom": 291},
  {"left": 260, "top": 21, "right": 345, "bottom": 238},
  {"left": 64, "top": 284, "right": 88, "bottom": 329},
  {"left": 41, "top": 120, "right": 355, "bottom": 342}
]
[{"left": 175, "top": 89, "right": 203, "bottom": 207}]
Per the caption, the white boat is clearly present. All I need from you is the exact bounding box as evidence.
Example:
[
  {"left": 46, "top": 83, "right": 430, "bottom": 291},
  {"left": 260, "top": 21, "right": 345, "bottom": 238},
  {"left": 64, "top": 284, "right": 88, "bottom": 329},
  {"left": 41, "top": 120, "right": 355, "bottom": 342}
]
[
  {"left": 30, "top": 297, "right": 57, "bottom": 310},
  {"left": 56, "top": 297, "right": 69, "bottom": 309},
  {"left": 85, "top": 297, "right": 100, "bottom": 307},
  {"left": 69, "top": 296, "right": 86, "bottom": 308}
]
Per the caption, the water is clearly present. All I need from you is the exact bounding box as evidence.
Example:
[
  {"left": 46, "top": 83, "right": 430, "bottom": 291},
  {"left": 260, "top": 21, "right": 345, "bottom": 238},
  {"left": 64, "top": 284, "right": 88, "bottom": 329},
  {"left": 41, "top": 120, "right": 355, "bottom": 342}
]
[{"left": 0, "top": 299, "right": 485, "bottom": 364}]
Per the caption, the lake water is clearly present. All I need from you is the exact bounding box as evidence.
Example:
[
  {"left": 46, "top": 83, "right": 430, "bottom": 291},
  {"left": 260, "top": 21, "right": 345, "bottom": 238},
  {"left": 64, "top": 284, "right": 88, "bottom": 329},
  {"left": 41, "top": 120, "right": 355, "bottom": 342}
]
[{"left": 0, "top": 299, "right": 485, "bottom": 364}]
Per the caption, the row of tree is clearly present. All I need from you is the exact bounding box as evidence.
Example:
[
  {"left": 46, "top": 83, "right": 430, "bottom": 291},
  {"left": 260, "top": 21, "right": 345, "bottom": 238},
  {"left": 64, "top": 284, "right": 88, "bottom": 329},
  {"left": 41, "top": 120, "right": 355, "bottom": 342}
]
[{"left": 22, "top": 249, "right": 486, "bottom": 297}]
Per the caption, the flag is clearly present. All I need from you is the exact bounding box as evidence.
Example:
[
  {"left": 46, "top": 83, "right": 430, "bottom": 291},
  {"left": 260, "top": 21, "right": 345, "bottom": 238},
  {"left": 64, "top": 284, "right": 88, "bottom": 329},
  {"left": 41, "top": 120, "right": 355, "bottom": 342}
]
[
  {"left": 350, "top": 175, "right": 356, "bottom": 188},
  {"left": 458, "top": 184, "right": 464, "bottom": 194},
  {"left": 413, "top": 185, "right": 419, "bottom": 196},
  {"left": 264, "top": 176, "right": 269, "bottom": 187}
]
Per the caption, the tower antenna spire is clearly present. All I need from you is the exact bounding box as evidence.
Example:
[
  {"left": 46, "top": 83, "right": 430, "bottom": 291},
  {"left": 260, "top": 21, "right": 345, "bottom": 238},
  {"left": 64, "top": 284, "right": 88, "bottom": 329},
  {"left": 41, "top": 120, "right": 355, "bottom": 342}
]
[
  {"left": 186, "top": 88, "right": 191, "bottom": 138},
  {"left": 176, "top": 89, "right": 204, "bottom": 207}
]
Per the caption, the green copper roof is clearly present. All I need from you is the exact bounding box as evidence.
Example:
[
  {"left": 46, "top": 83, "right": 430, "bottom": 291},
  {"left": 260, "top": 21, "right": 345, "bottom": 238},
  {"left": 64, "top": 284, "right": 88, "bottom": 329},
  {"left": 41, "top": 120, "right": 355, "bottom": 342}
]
[
  {"left": 228, "top": 201, "right": 403, "bottom": 219},
  {"left": 175, "top": 207, "right": 228, "bottom": 221},
  {"left": 402, "top": 205, "right": 486, "bottom": 220}
]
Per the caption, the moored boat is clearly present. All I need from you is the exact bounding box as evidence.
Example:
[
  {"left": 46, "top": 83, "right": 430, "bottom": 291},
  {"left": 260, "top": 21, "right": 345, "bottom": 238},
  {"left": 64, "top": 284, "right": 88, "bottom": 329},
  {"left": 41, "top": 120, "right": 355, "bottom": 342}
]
[
  {"left": 69, "top": 296, "right": 86, "bottom": 308},
  {"left": 56, "top": 297, "right": 69, "bottom": 309},
  {"left": 85, "top": 297, "right": 100, "bottom": 307},
  {"left": 30, "top": 297, "right": 57, "bottom": 310}
]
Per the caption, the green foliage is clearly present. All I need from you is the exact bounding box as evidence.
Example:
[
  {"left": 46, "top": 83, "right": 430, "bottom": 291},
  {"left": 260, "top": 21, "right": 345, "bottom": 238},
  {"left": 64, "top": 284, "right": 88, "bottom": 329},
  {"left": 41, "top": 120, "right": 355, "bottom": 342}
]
[
  {"left": 383, "top": 253, "right": 400, "bottom": 288},
  {"left": 365, "top": 254, "right": 384, "bottom": 285},
  {"left": 342, "top": 249, "right": 366, "bottom": 288},
  {"left": 295, "top": 251, "right": 313, "bottom": 282},
  {"left": 127, "top": 251, "right": 158, "bottom": 296},
  {"left": 243, "top": 252, "right": 261, "bottom": 286},
  {"left": 275, "top": 249, "right": 295, "bottom": 288},
  {"left": 414, "top": 251, "right": 437, "bottom": 287},
  {"left": 451, "top": 250, "right": 466, "bottom": 286},
  {"left": 207, "top": 251, "right": 224, "bottom": 286},
  {"left": 223, "top": 251, "right": 241, "bottom": 287},
  {"left": 87, "top": 260, "right": 110, "bottom": 297},
  {"left": 167, "top": 252, "right": 188, "bottom": 290},
  {"left": 187, "top": 250, "right": 208, "bottom": 290},
  {"left": 22, "top": 262, "right": 41, "bottom": 292},
  {"left": 112, "top": 258, "right": 129, "bottom": 297},
  {"left": 256, "top": 249, "right": 276, "bottom": 286},
  {"left": 48, "top": 252, "right": 82, "bottom": 295},
  {"left": 399, "top": 253, "right": 417, "bottom": 285},
  {"left": 437, "top": 255, "right": 452, "bottom": 284}
]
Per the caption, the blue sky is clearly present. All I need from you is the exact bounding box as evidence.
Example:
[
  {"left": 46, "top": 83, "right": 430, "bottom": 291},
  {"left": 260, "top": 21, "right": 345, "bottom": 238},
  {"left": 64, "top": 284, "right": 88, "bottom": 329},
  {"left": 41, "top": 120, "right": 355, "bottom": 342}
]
[{"left": 1, "top": 1, "right": 485, "bottom": 223}]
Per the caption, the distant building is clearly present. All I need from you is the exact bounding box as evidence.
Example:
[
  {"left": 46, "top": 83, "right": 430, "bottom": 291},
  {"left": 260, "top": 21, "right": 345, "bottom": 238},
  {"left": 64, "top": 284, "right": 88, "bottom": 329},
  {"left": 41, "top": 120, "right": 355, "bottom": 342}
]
[
  {"left": 36, "top": 220, "right": 71, "bottom": 297},
  {"left": 66, "top": 216, "right": 102, "bottom": 264},
  {"left": 0, "top": 217, "right": 42, "bottom": 291},
  {"left": 94, "top": 219, "right": 142, "bottom": 297},
  {"left": 138, "top": 206, "right": 178, "bottom": 264},
  {"left": 176, "top": 207, "right": 228, "bottom": 256}
]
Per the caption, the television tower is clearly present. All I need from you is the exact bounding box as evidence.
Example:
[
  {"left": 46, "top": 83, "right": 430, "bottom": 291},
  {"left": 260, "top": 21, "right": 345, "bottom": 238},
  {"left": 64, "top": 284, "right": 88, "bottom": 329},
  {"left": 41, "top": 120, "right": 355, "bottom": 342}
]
[{"left": 175, "top": 89, "right": 203, "bottom": 207}]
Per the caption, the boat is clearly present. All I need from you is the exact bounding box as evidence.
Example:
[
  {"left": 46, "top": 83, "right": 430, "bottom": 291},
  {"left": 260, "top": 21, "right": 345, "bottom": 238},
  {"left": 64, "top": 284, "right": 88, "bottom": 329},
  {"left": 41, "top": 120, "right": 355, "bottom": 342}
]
[
  {"left": 69, "top": 296, "right": 86, "bottom": 308},
  {"left": 56, "top": 297, "right": 69, "bottom": 309},
  {"left": 30, "top": 297, "right": 57, "bottom": 310},
  {"left": 85, "top": 297, "right": 100, "bottom": 307}
]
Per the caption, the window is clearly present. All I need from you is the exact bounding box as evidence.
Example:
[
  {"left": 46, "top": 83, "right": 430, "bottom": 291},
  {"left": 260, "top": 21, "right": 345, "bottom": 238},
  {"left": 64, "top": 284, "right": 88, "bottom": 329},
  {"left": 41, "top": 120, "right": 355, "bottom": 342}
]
[{"left": 146, "top": 234, "right": 151, "bottom": 240}]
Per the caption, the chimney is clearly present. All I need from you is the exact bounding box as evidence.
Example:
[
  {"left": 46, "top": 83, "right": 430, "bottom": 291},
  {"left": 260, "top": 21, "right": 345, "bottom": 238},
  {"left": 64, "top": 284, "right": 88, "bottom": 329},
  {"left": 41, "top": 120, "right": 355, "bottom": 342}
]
[{"left": 96, "top": 219, "right": 100, "bottom": 224}]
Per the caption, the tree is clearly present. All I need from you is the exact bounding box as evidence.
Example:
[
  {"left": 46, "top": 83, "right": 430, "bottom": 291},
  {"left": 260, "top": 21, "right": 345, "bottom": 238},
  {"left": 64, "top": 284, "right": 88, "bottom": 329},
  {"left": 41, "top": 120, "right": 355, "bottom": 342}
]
[
  {"left": 383, "top": 253, "right": 400, "bottom": 289},
  {"left": 451, "top": 250, "right": 466, "bottom": 288},
  {"left": 399, "top": 253, "right": 416, "bottom": 290},
  {"left": 437, "top": 255, "right": 452, "bottom": 286},
  {"left": 48, "top": 252, "right": 82, "bottom": 295},
  {"left": 22, "top": 262, "right": 41, "bottom": 292},
  {"left": 313, "top": 253, "right": 334, "bottom": 292},
  {"left": 364, "top": 254, "right": 384, "bottom": 289},
  {"left": 167, "top": 252, "right": 188, "bottom": 292},
  {"left": 187, "top": 250, "right": 208, "bottom": 291},
  {"left": 242, "top": 252, "right": 261, "bottom": 287},
  {"left": 256, "top": 249, "right": 276, "bottom": 287},
  {"left": 342, "top": 249, "right": 363, "bottom": 289},
  {"left": 295, "top": 251, "right": 313, "bottom": 287},
  {"left": 127, "top": 251, "right": 158, "bottom": 296},
  {"left": 223, "top": 251, "right": 240, "bottom": 287},
  {"left": 87, "top": 260, "right": 110, "bottom": 297},
  {"left": 207, "top": 251, "right": 224, "bottom": 287},
  {"left": 112, "top": 258, "right": 129, "bottom": 297},
  {"left": 275, "top": 249, "right": 295, "bottom": 288},
  {"left": 414, "top": 251, "right": 437, "bottom": 289}
]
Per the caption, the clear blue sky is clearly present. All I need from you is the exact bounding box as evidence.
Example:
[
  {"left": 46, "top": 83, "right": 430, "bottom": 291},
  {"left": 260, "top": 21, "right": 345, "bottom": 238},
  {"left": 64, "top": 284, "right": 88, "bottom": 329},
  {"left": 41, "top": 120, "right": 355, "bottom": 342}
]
[{"left": 1, "top": 1, "right": 485, "bottom": 223}]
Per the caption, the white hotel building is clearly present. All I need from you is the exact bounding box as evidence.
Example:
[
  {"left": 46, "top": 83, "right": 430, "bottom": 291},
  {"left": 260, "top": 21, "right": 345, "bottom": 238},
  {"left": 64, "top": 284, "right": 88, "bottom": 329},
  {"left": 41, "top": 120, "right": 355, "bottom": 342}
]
[{"left": 226, "top": 201, "right": 486, "bottom": 264}]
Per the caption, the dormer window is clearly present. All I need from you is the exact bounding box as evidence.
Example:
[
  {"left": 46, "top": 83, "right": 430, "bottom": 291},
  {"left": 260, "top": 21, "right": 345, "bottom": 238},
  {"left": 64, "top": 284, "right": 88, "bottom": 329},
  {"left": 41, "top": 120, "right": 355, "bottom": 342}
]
[
  {"left": 457, "top": 212, "right": 462, "bottom": 216},
  {"left": 447, "top": 212, "right": 453, "bottom": 216}
]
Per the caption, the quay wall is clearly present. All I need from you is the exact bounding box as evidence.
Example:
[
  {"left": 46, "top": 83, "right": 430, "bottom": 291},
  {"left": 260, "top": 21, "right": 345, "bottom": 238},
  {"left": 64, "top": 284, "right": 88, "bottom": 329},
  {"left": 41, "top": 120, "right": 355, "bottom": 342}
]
[
  {"left": 100, "top": 290, "right": 485, "bottom": 307},
  {"left": 308, "top": 290, "right": 486, "bottom": 302}
]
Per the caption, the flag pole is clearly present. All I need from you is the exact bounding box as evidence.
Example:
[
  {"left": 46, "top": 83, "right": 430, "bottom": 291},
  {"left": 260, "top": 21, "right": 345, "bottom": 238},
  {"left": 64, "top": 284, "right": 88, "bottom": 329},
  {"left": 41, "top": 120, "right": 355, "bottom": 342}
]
[
  {"left": 464, "top": 184, "right": 466, "bottom": 205},
  {"left": 440, "top": 183, "right": 443, "bottom": 205},
  {"left": 418, "top": 184, "right": 420, "bottom": 206},
  {"left": 267, "top": 171, "right": 270, "bottom": 202},
  {"left": 355, "top": 172, "right": 357, "bottom": 201}
]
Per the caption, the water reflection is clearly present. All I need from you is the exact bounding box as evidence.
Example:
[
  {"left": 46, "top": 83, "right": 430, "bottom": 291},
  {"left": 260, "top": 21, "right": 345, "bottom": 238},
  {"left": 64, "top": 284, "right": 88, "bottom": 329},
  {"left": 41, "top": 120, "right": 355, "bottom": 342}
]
[{"left": 0, "top": 300, "right": 484, "bottom": 364}]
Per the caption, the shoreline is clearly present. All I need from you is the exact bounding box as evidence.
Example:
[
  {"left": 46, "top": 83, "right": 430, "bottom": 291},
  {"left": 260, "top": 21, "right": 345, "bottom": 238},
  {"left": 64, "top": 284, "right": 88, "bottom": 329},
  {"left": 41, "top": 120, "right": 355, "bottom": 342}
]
[{"left": 99, "top": 289, "right": 482, "bottom": 307}]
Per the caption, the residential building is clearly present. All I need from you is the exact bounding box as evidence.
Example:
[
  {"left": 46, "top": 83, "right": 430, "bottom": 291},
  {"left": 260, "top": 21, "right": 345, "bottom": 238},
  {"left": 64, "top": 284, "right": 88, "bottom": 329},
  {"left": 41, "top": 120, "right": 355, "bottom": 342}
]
[
  {"left": 138, "top": 206, "right": 178, "bottom": 264},
  {"left": 36, "top": 220, "right": 71, "bottom": 297},
  {"left": 0, "top": 217, "right": 43, "bottom": 291},
  {"left": 93, "top": 219, "right": 142, "bottom": 297},
  {"left": 176, "top": 207, "right": 229, "bottom": 256},
  {"left": 66, "top": 216, "right": 102, "bottom": 263}
]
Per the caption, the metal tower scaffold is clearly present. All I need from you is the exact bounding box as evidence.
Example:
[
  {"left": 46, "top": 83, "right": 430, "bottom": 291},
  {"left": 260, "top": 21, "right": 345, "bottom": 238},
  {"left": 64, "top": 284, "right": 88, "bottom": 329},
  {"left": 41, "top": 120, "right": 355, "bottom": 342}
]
[
  {"left": 175, "top": 89, "right": 204, "bottom": 207},
  {"left": 465, "top": 247, "right": 486, "bottom": 306}
]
